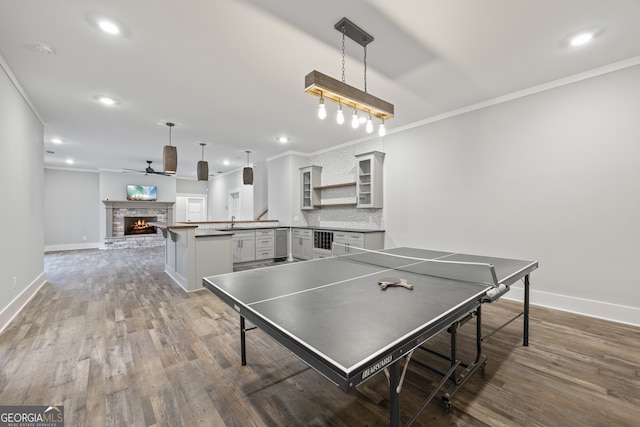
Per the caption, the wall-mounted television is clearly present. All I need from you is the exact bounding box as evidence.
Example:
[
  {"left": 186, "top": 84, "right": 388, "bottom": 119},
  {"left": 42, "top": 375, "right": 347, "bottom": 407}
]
[{"left": 126, "top": 185, "right": 157, "bottom": 201}]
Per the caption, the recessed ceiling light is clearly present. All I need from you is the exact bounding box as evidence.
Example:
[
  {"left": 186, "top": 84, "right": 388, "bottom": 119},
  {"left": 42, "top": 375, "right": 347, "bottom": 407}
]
[
  {"left": 51, "top": 138, "right": 62, "bottom": 144},
  {"left": 65, "top": 159, "right": 74, "bottom": 164},
  {"left": 97, "top": 96, "right": 117, "bottom": 106},
  {"left": 570, "top": 32, "right": 594, "bottom": 47},
  {"left": 32, "top": 42, "right": 55, "bottom": 55},
  {"left": 223, "top": 160, "right": 230, "bottom": 166},
  {"left": 98, "top": 19, "right": 120, "bottom": 35},
  {"left": 278, "top": 136, "right": 289, "bottom": 144}
]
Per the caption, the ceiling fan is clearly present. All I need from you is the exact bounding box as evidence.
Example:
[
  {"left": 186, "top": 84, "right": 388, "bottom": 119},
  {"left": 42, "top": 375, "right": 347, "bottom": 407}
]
[{"left": 123, "top": 160, "right": 173, "bottom": 176}]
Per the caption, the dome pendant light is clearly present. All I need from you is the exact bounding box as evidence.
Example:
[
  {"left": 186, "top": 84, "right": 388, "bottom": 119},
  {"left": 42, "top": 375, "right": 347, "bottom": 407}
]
[
  {"left": 243, "top": 150, "right": 253, "bottom": 185},
  {"left": 163, "top": 122, "right": 177, "bottom": 174},
  {"left": 197, "top": 143, "right": 208, "bottom": 181}
]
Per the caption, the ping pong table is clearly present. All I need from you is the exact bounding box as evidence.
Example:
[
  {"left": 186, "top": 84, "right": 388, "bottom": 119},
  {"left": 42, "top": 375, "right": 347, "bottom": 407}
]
[{"left": 202, "top": 245, "right": 538, "bottom": 426}]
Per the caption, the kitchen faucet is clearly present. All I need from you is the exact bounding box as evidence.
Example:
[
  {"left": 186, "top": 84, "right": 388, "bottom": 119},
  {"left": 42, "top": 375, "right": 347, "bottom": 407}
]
[{"left": 231, "top": 216, "right": 235, "bottom": 228}]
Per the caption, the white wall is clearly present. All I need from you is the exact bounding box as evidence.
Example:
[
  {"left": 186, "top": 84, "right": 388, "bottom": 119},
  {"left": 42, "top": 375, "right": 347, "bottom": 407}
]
[
  {"left": 253, "top": 161, "right": 268, "bottom": 219},
  {"left": 208, "top": 168, "right": 254, "bottom": 221},
  {"left": 383, "top": 64, "right": 640, "bottom": 325},
  {"left": 0, "top": 59, "right": 46, "bottom": 329},
  {"left": 267, "top": 153, "right": 309, "bottom": 226},
  {"left": 44, "top": 169, "right": 100, "bottom": 250}
]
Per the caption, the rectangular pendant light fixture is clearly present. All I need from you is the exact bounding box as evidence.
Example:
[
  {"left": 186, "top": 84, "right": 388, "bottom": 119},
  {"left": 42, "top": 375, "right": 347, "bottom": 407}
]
[
  {"left": 305, "top": 70, "right": 394, "bottom": 120},
  {"left": 305, "top": 17, "right": 394, "bottom": 123}
]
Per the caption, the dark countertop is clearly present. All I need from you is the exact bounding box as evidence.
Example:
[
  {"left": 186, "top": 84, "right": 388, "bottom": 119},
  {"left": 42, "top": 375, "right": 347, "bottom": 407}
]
[
  {"left": 290, "top": 226, "right": 385, "bottom": 233},
  {"left": 195, "top": 229, "right": 235, "bottom": 237},
  {"left": 154, "top": 222, "right": 383, "bottom": 234}
]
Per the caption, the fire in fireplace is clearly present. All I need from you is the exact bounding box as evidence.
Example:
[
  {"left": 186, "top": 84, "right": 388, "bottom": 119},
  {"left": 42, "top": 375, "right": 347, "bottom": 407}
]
[{"left": 124, "top": 216, "right": 158, "bottom": 236}]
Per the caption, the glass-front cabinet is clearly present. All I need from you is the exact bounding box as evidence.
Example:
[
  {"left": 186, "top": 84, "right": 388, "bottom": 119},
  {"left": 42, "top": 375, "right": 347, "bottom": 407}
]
[
  {"left": 300, "top": 165, "right": 322, "bottom": 210},
  {"left": 355, "top": 151, "right": 384, "bottom": 208}
]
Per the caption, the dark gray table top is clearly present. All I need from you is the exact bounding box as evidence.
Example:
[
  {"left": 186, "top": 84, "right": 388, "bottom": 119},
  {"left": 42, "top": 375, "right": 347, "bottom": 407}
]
[{"left": 203, "top": 247, "right": 537, "bottom": 387}]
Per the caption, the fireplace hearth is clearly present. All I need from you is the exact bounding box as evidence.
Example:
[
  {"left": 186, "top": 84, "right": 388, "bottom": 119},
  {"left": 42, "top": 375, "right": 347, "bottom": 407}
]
[{"left": 124, "top": 216, "right": 158, "bottom": 236}]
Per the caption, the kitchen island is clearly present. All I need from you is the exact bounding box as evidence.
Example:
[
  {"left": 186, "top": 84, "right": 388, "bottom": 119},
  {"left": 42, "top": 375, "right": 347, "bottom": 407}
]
[{"left": 151, "top": 222, "right": 234, "bottom": 292}]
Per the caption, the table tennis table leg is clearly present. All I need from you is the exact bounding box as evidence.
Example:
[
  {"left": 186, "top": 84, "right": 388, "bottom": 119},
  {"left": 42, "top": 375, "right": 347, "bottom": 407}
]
[
  {"left": 388, "top": 361, "right": 401, "bottom": 427},
  {"left": 240, "top": 316, "right": 247, "bottom": 365},
  {"left": 524, "top": 274, "right": 530, "bottom": 346}
]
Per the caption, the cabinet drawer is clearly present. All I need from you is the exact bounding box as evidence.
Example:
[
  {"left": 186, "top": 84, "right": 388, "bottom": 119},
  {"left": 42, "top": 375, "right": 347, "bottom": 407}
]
[
  {"left": 293, "top": 229, "right": 312, "bottom": 238},
  {"left": 333, "top": 232, "right": 348, "bottom": 242},
  {"left": 348, "top": 233, "right": 364, "bottom": 246},
  {"left": 256, "top": 237, "right": 274, "bottom": 249},
  {"left": 255, "top": 229, "right": 274, "bottom": 237},
  {"left": 232, "top": 230, "right": 255, "bottom": 239},
  {"left": 255, "top": 248, "right": 274, "bottom": 260}
]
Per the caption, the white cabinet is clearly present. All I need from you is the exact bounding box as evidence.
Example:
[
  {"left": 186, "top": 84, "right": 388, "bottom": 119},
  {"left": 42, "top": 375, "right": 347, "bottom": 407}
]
[
  {"left": 355, "top": 151, "right": 384, "bottom": 208},
  {"left": 292, "top": 228, "right": 313, "bottom": 260},
  {"left": 300, "top": 166, "right": 322, "bottom": 210},
  {"left": 255, "top": 229, "right": 275, "bottom": 260},
  {"left": 333, "top": 232, "right": 364, "bottom": 253},
  {"left": 232, "top": 230, "right": 256, "bottom": 263},
  {"left": 333, "top": 231, "right": 384, "bottom": 254}
]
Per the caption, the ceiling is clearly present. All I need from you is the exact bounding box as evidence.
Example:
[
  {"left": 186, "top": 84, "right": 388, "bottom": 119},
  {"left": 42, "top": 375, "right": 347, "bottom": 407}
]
[{"left": 1, "top": 0, "right": 640, "bottom": 179}]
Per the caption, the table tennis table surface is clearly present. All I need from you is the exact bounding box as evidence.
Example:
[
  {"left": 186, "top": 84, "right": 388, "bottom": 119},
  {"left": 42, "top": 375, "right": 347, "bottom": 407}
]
[{"left": 202, "top": 247, "right": 537, "bottom": 391}]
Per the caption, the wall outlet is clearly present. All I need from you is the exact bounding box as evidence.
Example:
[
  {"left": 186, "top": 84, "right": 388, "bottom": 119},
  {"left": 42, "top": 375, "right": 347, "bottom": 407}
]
[{"left": 13, "top": 276, "right": 17, "bottom": 289}]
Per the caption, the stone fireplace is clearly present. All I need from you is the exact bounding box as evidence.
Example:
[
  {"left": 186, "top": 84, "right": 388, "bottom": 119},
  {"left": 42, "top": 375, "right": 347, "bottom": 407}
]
[{"left": 102, "top": 200, "right": 174, "bottom": 249}]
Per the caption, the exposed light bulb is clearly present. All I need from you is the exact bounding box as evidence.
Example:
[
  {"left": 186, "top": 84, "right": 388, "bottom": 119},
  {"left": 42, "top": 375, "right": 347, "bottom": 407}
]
[
  {"left": 378, "top": 120, "right": 386, "bottom": 137},
  {"left": 318, "top": 97, "right": 327, "bottom": 120},
  {"left": 351, "top": 110, "right": 359, "bottom": 129},
  {"left": 366, "top": 115, "right": 373, "bottom": 133},
  {"left": 336, "top": 105, "right": 345, "bottom": 124}
]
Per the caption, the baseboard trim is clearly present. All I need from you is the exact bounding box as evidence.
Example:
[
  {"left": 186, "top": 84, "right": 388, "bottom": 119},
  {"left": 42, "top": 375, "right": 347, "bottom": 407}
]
[
  {"left": 164, "top": 265, "right": 190, "bottom": 293},
  {"left": 504, "top": 285, "right": 639, "bottom": 327},
  {"left": 45, "top": 242, "right": 101, "bottom": 252},
  {"left": 0, "top": 272, "right": 47, "bottom": 334}
]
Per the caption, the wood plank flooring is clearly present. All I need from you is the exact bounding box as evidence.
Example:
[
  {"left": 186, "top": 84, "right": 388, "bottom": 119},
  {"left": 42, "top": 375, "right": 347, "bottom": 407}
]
[{"left": 0, "top": 247, "right": 638, "bottom": 426}]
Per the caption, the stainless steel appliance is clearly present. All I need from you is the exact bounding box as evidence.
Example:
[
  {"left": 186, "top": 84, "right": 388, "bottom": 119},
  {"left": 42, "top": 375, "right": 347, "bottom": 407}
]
[{"left": 275, "top": 228, "right": 288, "bottom": 261}]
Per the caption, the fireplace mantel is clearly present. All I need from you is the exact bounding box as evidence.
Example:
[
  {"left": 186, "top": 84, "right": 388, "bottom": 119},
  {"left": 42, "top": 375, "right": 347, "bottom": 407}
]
[
  {"left": 102, "top": 200, "right": 175, "bottom": 209},
  {"left": 103, "top": 200, "right": 175, "bottom": 239}
]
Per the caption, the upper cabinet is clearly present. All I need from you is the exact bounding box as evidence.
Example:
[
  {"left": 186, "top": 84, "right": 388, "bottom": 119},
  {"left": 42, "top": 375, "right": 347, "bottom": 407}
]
[
  {"left": 355, "top": 151, "right": 385, "bottom": 208},
  {"left": 300, "top": 165, "right": 322, "bottom": 210}
]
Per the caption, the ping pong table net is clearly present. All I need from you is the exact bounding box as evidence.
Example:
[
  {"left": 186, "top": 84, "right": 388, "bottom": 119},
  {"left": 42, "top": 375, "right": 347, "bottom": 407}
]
[{"left": 331, "top": 243, "right": 499, "bottom": 288}]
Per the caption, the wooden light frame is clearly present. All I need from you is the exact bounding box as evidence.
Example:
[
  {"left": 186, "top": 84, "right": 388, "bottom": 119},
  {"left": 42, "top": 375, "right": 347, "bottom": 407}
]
[{"left": 305, "top": 70, "right": 394, "bottom": 120}]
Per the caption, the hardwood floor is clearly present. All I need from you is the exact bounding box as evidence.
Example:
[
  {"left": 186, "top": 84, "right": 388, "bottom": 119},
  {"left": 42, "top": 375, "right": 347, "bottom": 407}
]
[{"left": 0, "top": 247, "right": 638, "bottom": 426}]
